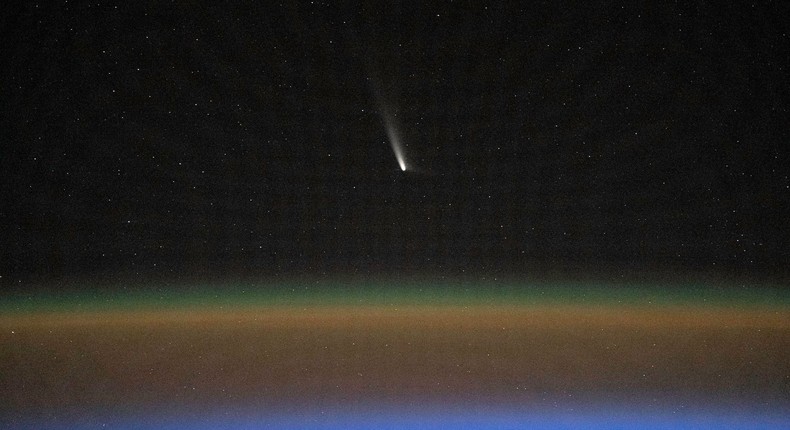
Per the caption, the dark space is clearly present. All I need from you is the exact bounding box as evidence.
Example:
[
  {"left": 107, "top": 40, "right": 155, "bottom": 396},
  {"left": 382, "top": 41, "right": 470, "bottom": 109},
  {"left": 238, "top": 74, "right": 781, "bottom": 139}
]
[{"left": 2, "top": 1, "right": 788, "bottom": 285}]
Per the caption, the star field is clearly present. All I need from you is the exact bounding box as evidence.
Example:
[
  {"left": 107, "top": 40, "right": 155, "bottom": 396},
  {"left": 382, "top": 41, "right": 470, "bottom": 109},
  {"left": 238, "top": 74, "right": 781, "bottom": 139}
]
[{"left": 1, "top": 1, "right": 788, "bottom": 283}]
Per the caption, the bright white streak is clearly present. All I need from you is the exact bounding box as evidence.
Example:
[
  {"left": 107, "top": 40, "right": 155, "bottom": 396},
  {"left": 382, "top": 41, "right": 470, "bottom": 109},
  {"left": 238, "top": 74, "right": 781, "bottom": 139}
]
[
  {"left": 370, "top": 76, "right": 408, "bottom": 172},
  {"left": 383, "top": 115, "right": 407, "bottom": 171}
]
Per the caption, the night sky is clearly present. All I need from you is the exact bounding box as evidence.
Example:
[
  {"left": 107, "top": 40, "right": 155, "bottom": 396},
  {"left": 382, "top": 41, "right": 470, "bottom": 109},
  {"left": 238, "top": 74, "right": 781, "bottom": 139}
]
[{"left": 2, "top": 1, "right": 789, "bottom": 285}]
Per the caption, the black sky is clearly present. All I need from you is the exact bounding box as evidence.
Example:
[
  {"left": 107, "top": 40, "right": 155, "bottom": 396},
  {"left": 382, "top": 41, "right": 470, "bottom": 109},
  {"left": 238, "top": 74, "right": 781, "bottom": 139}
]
[{"left": 2, "top": 1, "right": 789, "bottom": 285}]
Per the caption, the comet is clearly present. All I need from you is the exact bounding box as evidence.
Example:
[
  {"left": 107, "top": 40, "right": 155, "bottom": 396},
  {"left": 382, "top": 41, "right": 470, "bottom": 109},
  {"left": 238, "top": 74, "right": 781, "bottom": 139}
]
[
  {"left": 369, "top": 74, "right": 409, "bottom": 172},
  {"left": 383, "top": 113, "right": 407, "bottom": 171}
]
